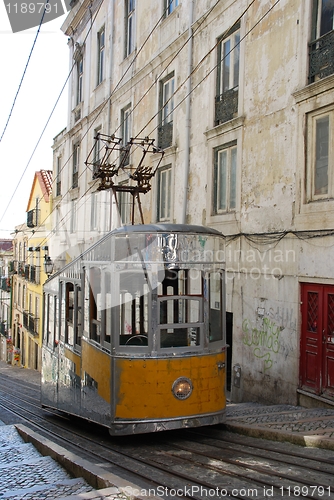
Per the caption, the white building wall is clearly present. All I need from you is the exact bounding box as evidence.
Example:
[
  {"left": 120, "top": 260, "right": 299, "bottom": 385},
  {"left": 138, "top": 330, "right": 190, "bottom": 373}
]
[{"left": 49, "top": 0, "right": 334, "bottom": 406}]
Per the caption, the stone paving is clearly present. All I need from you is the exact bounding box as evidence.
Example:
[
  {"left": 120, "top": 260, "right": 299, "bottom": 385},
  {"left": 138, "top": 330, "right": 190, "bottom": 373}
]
[
  {"left": 226, "top": 402, "right": 334, "bottom": 447},
  {"left": 0, "top": 424, "right": 96, "bottom": 499}
]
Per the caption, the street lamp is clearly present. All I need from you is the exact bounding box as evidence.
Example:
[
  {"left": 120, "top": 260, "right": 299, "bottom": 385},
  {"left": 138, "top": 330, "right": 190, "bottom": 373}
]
[{"left": 44, "top": 255, "right": 54, "bottom": 276}]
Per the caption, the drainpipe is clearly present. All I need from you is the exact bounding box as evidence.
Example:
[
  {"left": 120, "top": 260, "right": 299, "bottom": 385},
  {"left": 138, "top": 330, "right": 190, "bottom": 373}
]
[
  {"left": 107, "top": 0, "right": 115, "bottom": 230},
  {"left": 181, "top": 0, "right": 194, "bottom": 224}
]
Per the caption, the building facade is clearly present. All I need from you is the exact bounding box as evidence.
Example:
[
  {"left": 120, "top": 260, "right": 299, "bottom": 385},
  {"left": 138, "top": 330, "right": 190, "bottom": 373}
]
[
  {"left": 0, "top": 240, "right": 13, "bottom": 362},
  {"left": 50, "top": 0, "right": 334, "bottom": 407},
  {"left": 11, "top": 171, "right": 53, "bottom": 370}
]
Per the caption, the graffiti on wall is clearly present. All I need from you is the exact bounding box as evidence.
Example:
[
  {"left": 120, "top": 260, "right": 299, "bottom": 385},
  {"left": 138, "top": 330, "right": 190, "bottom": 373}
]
[{"left": 242, "top": 317, "right": 281, "bottom": 371}]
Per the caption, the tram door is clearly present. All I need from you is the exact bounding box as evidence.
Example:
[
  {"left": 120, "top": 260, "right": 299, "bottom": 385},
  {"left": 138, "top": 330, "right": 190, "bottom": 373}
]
[
  {"left": 226, "top": 312, "right": 233, "bottom": 392},
  {"left": 300, "top": 283, "right": 334, "bottom": 397}
]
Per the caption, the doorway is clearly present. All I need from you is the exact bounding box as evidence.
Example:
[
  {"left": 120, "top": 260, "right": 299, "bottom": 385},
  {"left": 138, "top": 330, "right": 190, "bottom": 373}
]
[{"left": 300, "top": 283, "right": 334, "bottom": 397}]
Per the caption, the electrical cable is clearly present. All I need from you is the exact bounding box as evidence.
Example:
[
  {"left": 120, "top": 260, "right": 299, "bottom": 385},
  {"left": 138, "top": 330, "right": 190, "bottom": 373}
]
[
  {"left": 0, "top": 0, "right": 51, "bottom": 145},
  {"left": 19, "top": 0, "right": 326, "bottom": 255},
  {"left": 0, "top": 0, "right": 106, "bottom": 229},
  {"left": 44, "top": 0, "right": 252, "bottom": 240}
]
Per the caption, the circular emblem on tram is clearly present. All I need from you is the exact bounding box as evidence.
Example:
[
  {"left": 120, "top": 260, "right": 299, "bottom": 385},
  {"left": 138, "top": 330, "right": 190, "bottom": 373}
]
[{"left": 172, "top": 377, "right": 193, "bottom": 400}]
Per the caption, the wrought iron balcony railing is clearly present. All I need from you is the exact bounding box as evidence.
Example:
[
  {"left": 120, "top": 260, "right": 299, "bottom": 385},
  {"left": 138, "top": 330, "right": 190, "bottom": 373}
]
[
  {"left": 158, "top": 121, "right": 173, "bottom": 150},
  {"left": 23, "top": 311, "right": 39, "bottom": 336},
  {"left": 309, "top": 30, "right": 334, "bottom": 83},
  {"left": 215, "top": 87, "right": 238, "bottom": 126}
]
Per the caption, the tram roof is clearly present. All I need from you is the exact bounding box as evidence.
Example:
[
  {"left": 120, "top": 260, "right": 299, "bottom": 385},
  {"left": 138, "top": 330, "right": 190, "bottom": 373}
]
[
  {"left": 44, "top": 224, "right": 224, "bottom": 284},
  {"left": 113, "top": 223, "right": 223, "bottom": 236}
]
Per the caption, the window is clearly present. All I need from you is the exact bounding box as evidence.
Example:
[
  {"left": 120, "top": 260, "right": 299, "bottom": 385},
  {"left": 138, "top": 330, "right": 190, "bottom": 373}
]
[
  {"left": 72, "top": 143, "right": 80, "bottom": 188},
  {"left": 93, "top": 128, "right": 102, "bottom": 177},
  {"left": 91, "top": 192, "right": 98, "bottom": 231},
  {"left": 121, "top": 105, "right": 131, "bottom": 166},
  {"left": 158, "top": 269, "right": 203, "bottom": 349},
  {"left": 158, "top": 73, "right": 174, "bottom": 149},
  {"left": 118, "top": 182, "right": 131, "bottom": 224},
  {"left": 65, "top": 282, "right": 74, "bottom": 346},
  {"left": 312, "top": 0, "right": 334, "bottom": 39},
  {"left": 87, "top": 267, "right": 101, "bottom": 343},
  {"left": 215, "top": 25, "right": 240, "bottom": 125},
  {"left": 157, "top": 166, "right": 172, "bottom": 221},
  {"left": 76, "top": 57, "right": 83, "bottom": 105},
  {"left": 56, "top": 156, "right": 61, "bottom": 197},
  {"left": 307, "top": 109, "right": 333, "bottom": 201},
  {"left": 309, "top": 0, "right": 334, "bottom": 82},
  {"left": 97, "top": 27, "right": 105, "bottom": 85},
  {"left": 55, "top": 205, "right": 60, "bottom": 236},
  {"left": 165, "top": 0, "right": 178, "bottom": 16},
  {"left": 70, "top": 199, "right": 77, "bottom": 233},
  {"left": 209, "top": 272, "right": 224, "bottom": 343},
  {"left": 119, "top": 271, "right": 149, "bottom": 346},
  {"left": 125, "top": 0, "right": 135, "bottom": 57},
  {"left": 213, "top": 142, "right": 237, "bottom": 213}
]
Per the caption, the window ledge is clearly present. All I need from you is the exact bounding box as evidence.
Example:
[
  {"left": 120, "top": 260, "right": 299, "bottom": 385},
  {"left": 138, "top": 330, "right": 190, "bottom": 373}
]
[
  {"left": 163, "top": 6, "right": 180, "bottom": 23},
  {"left": 293, "top": 74, "right": 334, "bottom": 104},
  {"left": 204, "top": 116, "right": 245, "bottom": 142},
  {"left": 69, "top": 188, "right": 79, "bottom": 200}
]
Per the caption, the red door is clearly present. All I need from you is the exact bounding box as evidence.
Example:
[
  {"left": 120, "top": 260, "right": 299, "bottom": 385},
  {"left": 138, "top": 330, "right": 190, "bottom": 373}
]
[{"left": 300, "top": 283, "right": 334, "bottom": 397}]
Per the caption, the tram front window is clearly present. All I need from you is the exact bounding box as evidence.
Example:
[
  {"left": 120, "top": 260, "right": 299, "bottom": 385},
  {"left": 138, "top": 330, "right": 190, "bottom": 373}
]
[
  {"left": 119, "top": 272, "right": 149, "bottom": 346},
  {"left": 159, "top": 269, "right": 203, "bottom": 348}
]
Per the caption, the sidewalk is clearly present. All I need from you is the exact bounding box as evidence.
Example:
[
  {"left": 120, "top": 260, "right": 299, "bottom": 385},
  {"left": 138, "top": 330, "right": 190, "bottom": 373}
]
[{"left": 226, "top": 402, "right": 334, "bottom": 451}]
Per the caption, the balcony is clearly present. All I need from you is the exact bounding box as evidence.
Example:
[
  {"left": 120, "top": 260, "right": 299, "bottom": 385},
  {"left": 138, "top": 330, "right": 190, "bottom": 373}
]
[
  {"left": 56, "top": 180, "right": 61, "bottom": 197},
  {"left": 72, "top": 171, "right": 78, "bottom": 189},
  {"left": 27, "top": 209, "right": 38, "bottom": 228},
  {"left": 1, "top": 277, "right": 10, "bottom": 292},
  {"left": 23, "top": 311, "right": 39, "bottom": 336},
  {"left": 309, "top": 30, "right": 334, "bottom": 83},
  {"left": 158, "top": 122, "right": 173, "bottom": 149},
  {"left": 215, "top": 87, "right": 238, "bottom": 126}
]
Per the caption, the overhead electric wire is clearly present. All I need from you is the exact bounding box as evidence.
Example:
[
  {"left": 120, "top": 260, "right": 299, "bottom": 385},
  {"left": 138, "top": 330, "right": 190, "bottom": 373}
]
[
  {"left": 29, "top": 0, "right": 247, "bottom": 247},
  {"left": 0, "top": 0, "right": 51, "bottom": 145},
  {"left": 26, "top": 0, "right": 188, "bottom": 247},
  {"left": 21, "top": 0, "right": 326, "bottom": 253},
  {"left": 0, "top": 0, "right": 106, "bottom": 230}
]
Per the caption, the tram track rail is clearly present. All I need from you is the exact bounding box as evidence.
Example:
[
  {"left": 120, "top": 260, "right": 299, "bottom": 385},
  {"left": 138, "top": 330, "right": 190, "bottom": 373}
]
[{"left": 1, "top": 376, "right": 334, "bottom": 499}]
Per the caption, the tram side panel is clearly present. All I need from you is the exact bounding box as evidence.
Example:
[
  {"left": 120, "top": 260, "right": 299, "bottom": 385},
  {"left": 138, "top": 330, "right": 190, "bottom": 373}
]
[
  {"left": 79, "top": 338, "right": 112, "bottom": 426},
  {"left": 41, "top": 345, "right": 58, "bottom": 409},
  {"left": 57, "top": 344, "right": 82, "bottom": 415}
]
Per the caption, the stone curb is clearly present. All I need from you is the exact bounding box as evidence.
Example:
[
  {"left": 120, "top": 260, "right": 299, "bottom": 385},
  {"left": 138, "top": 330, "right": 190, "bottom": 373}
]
[
  {"left": 225, "top": 423, "right": 334, "bottom": 451},
  {"left": 15, "top": 424, "right": 160, "bottom": 500}
]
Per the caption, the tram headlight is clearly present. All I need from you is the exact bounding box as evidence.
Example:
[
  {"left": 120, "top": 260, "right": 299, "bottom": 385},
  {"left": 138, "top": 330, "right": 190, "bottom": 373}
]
[{"left": 172, "top": 377, "right": 193, "bottom": 400}]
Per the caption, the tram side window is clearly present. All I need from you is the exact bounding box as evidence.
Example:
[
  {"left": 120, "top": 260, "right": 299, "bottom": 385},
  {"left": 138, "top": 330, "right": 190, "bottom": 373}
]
[
  {"left": 54, "top": 296, "right": 59, "bottom": 346},
  {"left": 209, "top": 272, "right": 223, "bottom": 342},
  {"left": 60, "top": 282, "right": 65, "bottom": 343},
  {"left": 75, "top": 286, "right": 82, "bottom": 347},
  {"left": 45, "top": 294, "right": 59, "bottom": 348},
  {"left": 65, "top": 282, "right": 74, "bottom": 346},
  {"left": 104, "top": 272, "right": 111, "bottom": 345},
  {"left": 44, "top": 294, "right": 52, "bottom": 345},
  {"left": 89, "top": 267, "right": 101, "bottom": 343}
]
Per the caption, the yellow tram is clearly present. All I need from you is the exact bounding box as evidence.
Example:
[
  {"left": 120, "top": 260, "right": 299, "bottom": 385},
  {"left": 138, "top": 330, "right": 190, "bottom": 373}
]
[{"left": 41, "top": 224, "right": 227, "bottom": 435}]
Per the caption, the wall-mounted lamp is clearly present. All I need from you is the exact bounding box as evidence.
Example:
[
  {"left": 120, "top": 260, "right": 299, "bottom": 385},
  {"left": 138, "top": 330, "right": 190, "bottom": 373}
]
[{"left": 44, "top": 255, "right": 54, "bottom": 276}]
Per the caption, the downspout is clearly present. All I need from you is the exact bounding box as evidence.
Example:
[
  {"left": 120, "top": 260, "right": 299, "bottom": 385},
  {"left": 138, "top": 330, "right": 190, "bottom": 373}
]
[
  {"left": 181, "top": 0, "right": 194, "bottom": 224},
  {"left": 107, "top": 0, "right": 115, "bottom": 231}
]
